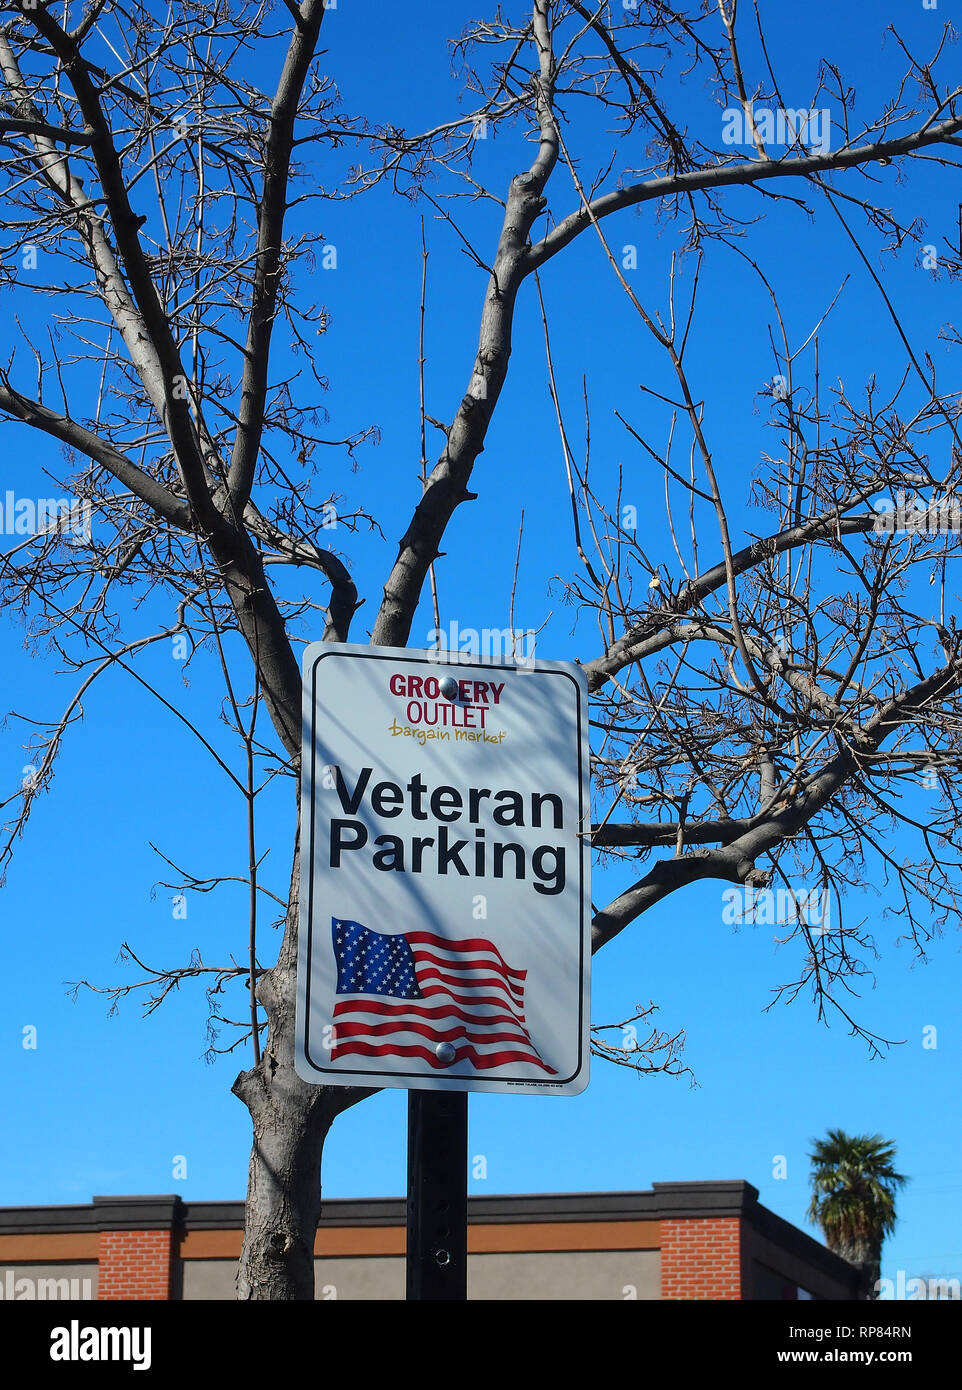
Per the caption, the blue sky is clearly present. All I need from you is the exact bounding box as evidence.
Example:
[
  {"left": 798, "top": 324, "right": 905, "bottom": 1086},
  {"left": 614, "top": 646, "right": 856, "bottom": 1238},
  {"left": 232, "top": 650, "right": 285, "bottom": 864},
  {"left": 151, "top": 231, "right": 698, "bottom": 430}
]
[{"left": 2, "top": 0, "right": 961, "bottom": 1293}]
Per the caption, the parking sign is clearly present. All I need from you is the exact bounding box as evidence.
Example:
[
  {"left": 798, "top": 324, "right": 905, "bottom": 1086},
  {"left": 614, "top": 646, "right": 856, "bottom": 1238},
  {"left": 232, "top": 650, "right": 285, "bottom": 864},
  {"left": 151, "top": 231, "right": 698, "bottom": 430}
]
[{"left": 295, "top": 643, "right": 591, "bottom": 1094}]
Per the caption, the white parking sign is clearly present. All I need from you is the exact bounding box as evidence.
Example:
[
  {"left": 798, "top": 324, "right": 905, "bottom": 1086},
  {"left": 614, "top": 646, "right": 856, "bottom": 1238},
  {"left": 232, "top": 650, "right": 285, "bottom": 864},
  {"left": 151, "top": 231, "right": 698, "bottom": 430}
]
[{"left": 295, "top": 643, "right": 591, "bottom": 1094}]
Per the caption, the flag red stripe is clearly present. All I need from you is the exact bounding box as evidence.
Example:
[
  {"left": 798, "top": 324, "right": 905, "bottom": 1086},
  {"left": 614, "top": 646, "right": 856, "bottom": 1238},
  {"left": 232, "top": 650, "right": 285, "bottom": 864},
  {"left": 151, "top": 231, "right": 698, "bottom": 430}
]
[
  {"left": 331, "top": 1019, "right": 533, "bottom": 1047},
  {"left": 330, "top": 1038, "right": 557, "bottom": 1074}
]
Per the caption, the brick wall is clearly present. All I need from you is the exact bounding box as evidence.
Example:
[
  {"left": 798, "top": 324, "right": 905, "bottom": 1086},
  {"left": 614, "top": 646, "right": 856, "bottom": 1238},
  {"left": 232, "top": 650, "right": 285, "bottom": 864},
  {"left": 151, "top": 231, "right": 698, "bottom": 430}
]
[
  {"left": 660, "top": 1216, "right": 742, "bottom": 1300},
  {"left": 97, "top": 1228, "right": 174, "bottom": 1300}
]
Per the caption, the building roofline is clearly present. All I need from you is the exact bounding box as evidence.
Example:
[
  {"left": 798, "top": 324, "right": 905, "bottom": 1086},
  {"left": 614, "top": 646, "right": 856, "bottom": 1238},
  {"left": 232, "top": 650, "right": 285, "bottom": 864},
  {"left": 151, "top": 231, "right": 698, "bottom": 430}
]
[{"left": 0, "top": 1183, "right": 761, "bottom": 1232}]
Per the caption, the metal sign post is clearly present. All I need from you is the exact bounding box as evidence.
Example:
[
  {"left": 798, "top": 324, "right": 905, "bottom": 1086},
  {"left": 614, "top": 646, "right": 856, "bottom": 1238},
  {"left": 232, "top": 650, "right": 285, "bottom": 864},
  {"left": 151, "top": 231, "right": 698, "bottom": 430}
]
[{"left": 406, "top": 1091, "right": 468, "bottom": 1300}]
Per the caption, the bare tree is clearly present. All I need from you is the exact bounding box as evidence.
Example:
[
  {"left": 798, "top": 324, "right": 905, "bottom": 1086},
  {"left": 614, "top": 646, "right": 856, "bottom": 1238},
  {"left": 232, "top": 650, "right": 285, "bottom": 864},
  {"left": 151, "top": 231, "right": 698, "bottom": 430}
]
[{"left": 3, "top": 0, "right": 962, "bottom": 1298}]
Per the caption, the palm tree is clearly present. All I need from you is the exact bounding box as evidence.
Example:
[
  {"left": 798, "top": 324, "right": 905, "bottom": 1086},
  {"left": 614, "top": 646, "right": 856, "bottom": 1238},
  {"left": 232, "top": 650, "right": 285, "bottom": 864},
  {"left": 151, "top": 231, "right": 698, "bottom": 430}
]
[{"left": 808, "top": 1129, "right": 908, "bottom": 1300}]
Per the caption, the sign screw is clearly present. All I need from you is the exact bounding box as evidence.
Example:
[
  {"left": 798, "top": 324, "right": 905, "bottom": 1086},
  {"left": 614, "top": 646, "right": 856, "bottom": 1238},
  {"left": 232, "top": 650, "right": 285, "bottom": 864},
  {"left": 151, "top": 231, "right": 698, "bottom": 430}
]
[
  {"left": 435, "top": 1041, "right": 457, "bottom": 1065},
  {"left": 439, "top": 676, "right": 459, "bottom": 700}
]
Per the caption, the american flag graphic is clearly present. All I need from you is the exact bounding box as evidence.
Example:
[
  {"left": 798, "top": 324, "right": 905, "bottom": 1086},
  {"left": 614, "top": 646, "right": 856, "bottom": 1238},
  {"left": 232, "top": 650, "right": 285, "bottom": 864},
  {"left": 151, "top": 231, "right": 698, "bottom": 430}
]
[{"left": 329, "top": 917, "right": 556, "bottom": 1073}]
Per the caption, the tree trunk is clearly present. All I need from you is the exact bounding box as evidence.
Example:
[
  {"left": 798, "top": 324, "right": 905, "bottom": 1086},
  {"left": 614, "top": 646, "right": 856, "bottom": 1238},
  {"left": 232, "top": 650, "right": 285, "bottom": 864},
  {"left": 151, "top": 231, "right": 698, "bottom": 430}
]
[
  {"left": 859, "top": 1243, "right": 882, "bottom": 1301},
  {"left": 833, "top": 1235, "right": 880, "bottom": 1301},
  {"left": 232, "top": 829, "right": 371, "bottom": 1299}
]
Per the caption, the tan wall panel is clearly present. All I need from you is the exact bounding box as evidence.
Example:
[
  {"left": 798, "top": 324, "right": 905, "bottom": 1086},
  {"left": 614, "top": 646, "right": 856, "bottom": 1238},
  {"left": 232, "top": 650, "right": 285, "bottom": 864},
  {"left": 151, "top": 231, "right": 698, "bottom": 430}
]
[
  {"left": 179, "top": 1250, "right": 660, "bottom": 1301},
  {"left": 469, "top": 1250, "right": 660, "bottom": 1300},
  {"left": 180, "top": 1259, "right": 240, "bottom": 1300},
  {"left": 0, "top": 1263, "right": 98, "bottom": 1299},
  {"left": 179, "top": 1256, "right": 404, "bottom": 1300},
  {"left": 0, "top": 1234, "right": 97, "bottom": 1260},
  {"left": 178, "top": 1230, "right": 244, "bottom": 1259},
  {"left": 315, "top": 1257, "right": 404, "bottom": 1301},
  {"left": 316, "top": 1227, "right": 405, "bottom": 1257},
  {"left": 468, "top": 1219, "right": 660, "bottom": 1253}
]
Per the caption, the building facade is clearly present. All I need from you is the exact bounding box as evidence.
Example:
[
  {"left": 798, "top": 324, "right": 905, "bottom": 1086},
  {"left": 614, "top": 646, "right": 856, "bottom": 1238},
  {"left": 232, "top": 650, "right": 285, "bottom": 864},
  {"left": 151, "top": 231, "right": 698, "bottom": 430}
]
[{"left": 0, "top": 1180, "right": 859, "bottom": 1300}]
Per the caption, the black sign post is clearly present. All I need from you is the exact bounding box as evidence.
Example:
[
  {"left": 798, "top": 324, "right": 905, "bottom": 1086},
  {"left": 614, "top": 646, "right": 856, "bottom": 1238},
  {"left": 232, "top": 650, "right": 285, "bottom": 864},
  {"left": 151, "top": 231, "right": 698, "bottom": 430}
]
[{"left": 406, "top": 1090, "right": 468, "bottom": 1299}]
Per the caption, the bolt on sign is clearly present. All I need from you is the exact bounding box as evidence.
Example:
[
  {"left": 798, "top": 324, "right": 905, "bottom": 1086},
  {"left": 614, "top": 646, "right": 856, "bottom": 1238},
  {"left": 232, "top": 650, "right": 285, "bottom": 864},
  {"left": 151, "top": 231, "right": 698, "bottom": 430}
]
[{"left": 295, "top": 643, "right": 591, "bottom": 1095}]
